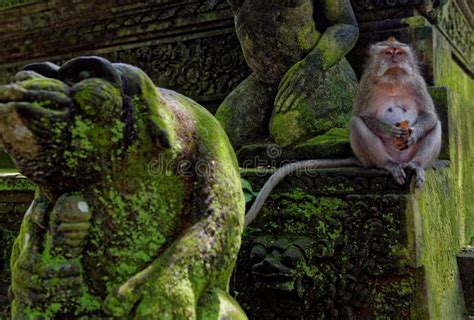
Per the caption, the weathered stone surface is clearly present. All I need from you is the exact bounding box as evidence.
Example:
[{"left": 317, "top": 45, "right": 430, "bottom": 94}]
[
  {"left": 0, "top": 0, "right": 471, "bottom": 318},
  {"left": 269, "top": 59, "right": 357, "bottom": 147},
  {"left": 216, "top": 0, "right": 359, "bottom": 149},
  {"left": 0, "top": 57, "right": 246, "bottom": 319},
  {"left": 0, "top": 0, "right": 250, "bottom": 112},
  {"left": 234, "top": 161, "right": 465, "bottom": 319},
  {"left": 0, "top": 174, "right": 34, "bottom": 316}
]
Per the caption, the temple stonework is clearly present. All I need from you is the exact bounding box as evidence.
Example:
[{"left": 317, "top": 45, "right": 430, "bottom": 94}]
[{"left": 0, "top": 0, "right": 473, "bottom": 318}]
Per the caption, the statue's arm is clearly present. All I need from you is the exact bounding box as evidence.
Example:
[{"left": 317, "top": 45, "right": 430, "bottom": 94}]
[
  {"left": 103, "top": 168, "right": 243, "bottom": 317},
  {"left": 311, "top": 0, "right": 359, "bottom": 70}
]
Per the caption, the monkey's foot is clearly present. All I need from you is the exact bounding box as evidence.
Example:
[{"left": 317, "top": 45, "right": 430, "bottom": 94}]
[
  {"left": 402, "top": 161, "right": 425, "bottom": 188},
  {"left": 383, "top": 161, "right": 406, "bottom": 185}
]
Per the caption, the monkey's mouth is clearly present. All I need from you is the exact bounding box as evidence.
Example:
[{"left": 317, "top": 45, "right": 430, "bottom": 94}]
[
  {"left": 385, "top": 62, "right": 411, "bottom": 75},
  {"left": 386, "top": 66, "right": 405, "bottom": 74}
]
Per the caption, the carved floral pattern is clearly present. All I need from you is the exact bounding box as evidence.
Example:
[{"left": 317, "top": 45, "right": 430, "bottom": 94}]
[
  {"left": 104, "top": 34, "right": 250, "bottom": 102},
  {"left": 436, "top": 0, "right": 474, "bottom": 66},
  {"left": 351, "top": 0, "right": 423, "bottom": 11}
]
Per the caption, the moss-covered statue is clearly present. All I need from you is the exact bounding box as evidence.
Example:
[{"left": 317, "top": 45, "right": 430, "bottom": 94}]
[
  {"left": 0, "top": 56, "right": 247, "bottom": 319},
  {"left": 216, "top": 0, "right": 359, "bottom": 149}
]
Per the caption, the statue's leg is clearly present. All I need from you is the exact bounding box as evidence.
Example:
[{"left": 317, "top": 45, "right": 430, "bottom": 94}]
[
  {"left": 216, "top": 74, "right": 278, "bottom": 149},
  {"left": 270, "top": 58, "right": 358, "bottom": 147},
  {"left": 197, "top": 288, "right": 248, "bottom": 320}
]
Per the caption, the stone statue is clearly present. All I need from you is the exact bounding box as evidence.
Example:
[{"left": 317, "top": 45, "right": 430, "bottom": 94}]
[
  {"left": 0, "top": 57, "right": 247, "bottom": 319},
  {"left": 216, "top": 0, "right": 359, "bottom": 149}
]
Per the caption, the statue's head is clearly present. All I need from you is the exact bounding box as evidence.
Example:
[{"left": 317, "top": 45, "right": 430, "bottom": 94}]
[{"left": 0, "top": 57, "right": 172, "bottom": 192}]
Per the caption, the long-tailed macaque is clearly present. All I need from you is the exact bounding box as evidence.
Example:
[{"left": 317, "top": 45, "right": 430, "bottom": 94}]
[
  {"left": 350, "top": 37, "right": 441, "bottom": 187},
  {"left": 244, "top": 38, "right": 441, "bottom": 228}
]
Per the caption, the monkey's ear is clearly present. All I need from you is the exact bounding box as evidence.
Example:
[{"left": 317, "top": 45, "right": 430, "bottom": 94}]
[{"left": 147, "top": 118, "right": 171, "bottom": 149}]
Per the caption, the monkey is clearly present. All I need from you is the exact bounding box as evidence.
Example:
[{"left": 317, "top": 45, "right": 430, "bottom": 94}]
[
  {"left": 243, "top": 38, "right": 441, "bottom": 228},
  {"left": 349, "top": 37, "right": 441, "bottom": 188}
]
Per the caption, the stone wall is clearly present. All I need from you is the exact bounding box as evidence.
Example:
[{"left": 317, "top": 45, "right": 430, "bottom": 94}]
[
  {"left": 0, "top": 0, "right": 473, "bottom": 318},
  {"left": 0, "top": 0, "right": 250, "bottom": 112},
  {"left": 0, "top": 175, "right": 34, "bottom": 316}
]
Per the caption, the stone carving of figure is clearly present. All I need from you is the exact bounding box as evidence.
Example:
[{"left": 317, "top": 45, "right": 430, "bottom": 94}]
[
  {"left": 216, "top": 0, "right": 359, "bottom": 149},
  {"left": 0, "top": 57, "right": 247, "bottom": 319}
]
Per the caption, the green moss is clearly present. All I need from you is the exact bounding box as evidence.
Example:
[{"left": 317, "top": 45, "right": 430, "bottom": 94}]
[
  {"left": 401, "top": 16, "right": 428, "bottom": 27},
  {"left": 409, "top": 168, "right": 464, "bottom": 318},
  {"left": 0, "top": 228, "right": 16, "bottom": 284},
  {"left": 0, "top": 0, "right": 34, "bottom": 9},
  {"left": 269, "top": 58, "right": 357, "bottom": 147},
  {"left": 372, "top": 278, "right": 416, "bottom": 319},
  {"left": 19, "top": 78, "right": 69, "bottom": 93},
  {"left": 297, "top": 24, "right": 320, "bottom": 50},
  {"left": 6, "top": 60, "right": 246, "bottom": 319},
  {"left": 297, "top": 127, "right": 349, "bottom": 146},
  {"left": 0, "top": 174, "right": 35, "bottom": 191}
]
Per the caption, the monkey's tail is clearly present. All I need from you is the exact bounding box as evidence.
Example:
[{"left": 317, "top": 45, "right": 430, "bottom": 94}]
[{"left": 244, "top": 158, "right": 361, "bottom": 228}]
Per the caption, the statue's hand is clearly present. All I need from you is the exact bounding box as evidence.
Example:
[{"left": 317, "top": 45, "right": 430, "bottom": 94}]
[
  {"left": 50, "top": 193, "right": 92, "bottom": 258},
  {"left": 275, "top": 51, "right": 324, "bottom": 113},
  {"left": 11, "top": 252, "right": 83, "bottom": 304},
  {"left": 103, "top": 280, "right": 141, "bottom": 317},
  {"left": 103, "top": 269, "right": 195, "bottom": 318}
]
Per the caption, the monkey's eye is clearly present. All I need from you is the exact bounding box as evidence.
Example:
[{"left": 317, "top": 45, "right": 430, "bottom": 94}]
[
  {"left": 395, "top": 50, "right": 405, "bottom": 56},
  {"left": 383, "top": 50, "right": 392, "bottom": 56}
]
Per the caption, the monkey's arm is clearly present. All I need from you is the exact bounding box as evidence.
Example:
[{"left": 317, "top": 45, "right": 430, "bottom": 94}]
[
  {"left": 310, "top": 0, "right": 359, "bottom": 70},
  {"left": 360, "top": 115, "right": 393, "bottom": 136},
  {"left": 413, "top": 112, "right": 438, "bottom": 140}
]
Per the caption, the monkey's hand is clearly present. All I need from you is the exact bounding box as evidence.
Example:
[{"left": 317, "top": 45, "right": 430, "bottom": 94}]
[
  {"left": 274, "top": 52, "right": 324, "bottom": 113},
  {"left": 393, "top": 126, "right": 416, "bottom": 151}
]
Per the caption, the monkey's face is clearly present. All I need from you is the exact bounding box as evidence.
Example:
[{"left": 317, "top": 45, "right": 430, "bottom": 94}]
[
  {"left": 368, "top": 39, "right": 417, "bottom": 85},
  {"left": 377, "top": 46, "right": 413, "bottom": 79}
]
